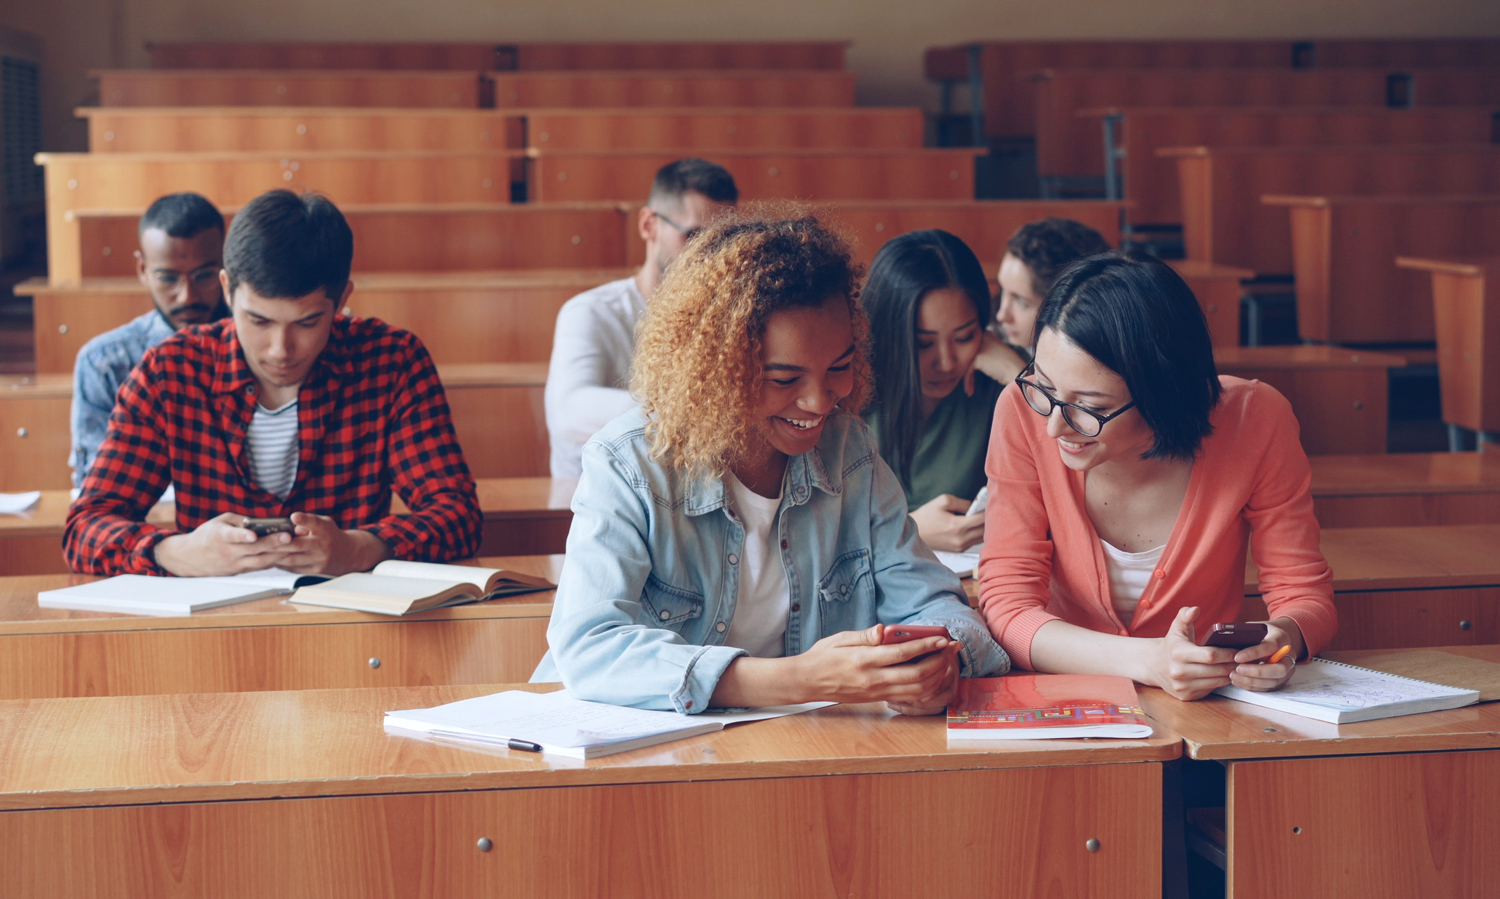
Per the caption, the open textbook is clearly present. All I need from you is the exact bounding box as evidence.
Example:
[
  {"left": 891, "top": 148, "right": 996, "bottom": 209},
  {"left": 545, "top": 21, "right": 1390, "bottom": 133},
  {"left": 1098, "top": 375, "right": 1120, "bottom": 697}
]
[
  {"left": 290, "top": 560, "right": 553, "bottom": 615},
  {"left": 1214, "top": 658, "right": 1479, "bottom": 724},
  {"left": 384, "top": 689, "right": 832, "bottom": 759}
]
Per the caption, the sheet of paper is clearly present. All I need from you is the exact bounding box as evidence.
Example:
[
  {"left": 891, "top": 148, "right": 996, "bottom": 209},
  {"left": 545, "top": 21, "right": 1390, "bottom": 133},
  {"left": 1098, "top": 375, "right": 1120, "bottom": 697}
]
[
  {"left": 0, "top": 491, "right": 41, "bottom": 514},
  {"left": 934, "top": 551, "right": 979, "bottom": 576}
]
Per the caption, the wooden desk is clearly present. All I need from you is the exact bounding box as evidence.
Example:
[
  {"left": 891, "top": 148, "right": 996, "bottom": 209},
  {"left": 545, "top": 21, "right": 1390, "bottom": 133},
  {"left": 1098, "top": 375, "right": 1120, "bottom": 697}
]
[
  {"left": 487, "top": 69, "right": 858, "bottom": 108},
  {"left": 0, "top": 683, "right": 1177, "bottom": 897},
  {"left": 1396, "top": 256, "right": 1500, "bottom": 437},
  {"left": 50, "top": 202, "right": 630, "bottom": 284},
  {"left": 1172, "top": 260, "right": 1253, "bottom": 348},
  {"left": 18, "top": 268, "right": 628, "bottom": 371},
  {"left": 528, "top": 148, "right": 983, "bottom": 202},
  {"left": 93, "top": 68, "right": 490, "bottom": 107},
  {"left": 1310, "top": 452, "right": 1500, "bottom": 527},
  {"left": 0, "top": 375, "right": 70, "bottom": 492},
  {"left": 1213, "top": 346, "right": 1405, "bottom": 454},
  {"left": 1245, "top": 524, "right": 1500, "bottom": 651},
  {"left": 0, "top": 555, "right": 559, "bottom": 700},
  {"left": 1140, "top": 644, "right": 1500, "bottom": 898},
  {"left": 923, "top": 39, "right": 1500, "bottom": 140},
  {"left": 1161, "top": 144, "right": 1500, "bottom": 274},
  {"left": 524, "top": 106, "right": 925, "bottom": 151},
  {"left": 1265, "top": 194, "right": 1500, "bottom": 344},
  {"left": 1080, "top": 105, "right": 1498, "bottom": 226},
  {"left": 81, "top": 106, "right": 527, "bottom": 153},
  {"left": 509, "top": 42, "right": 850, "bottom": 71}
]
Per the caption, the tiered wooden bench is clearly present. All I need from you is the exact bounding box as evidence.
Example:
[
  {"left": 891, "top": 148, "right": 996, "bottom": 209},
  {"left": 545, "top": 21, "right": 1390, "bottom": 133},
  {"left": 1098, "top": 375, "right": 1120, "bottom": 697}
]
[
  {"left": 526, "top": 148, "right": 984, "bottom": 202},
  {"left": 0, "top": 363, "right": 548, "bottom": 491},
  {"left": 487, "top": 70, "right": 858, "bottom": 108},
  {"left": 924, "top": 38, "right": 1500, "bottom": 140},
  {"left": 16, "top": 269, "right": 629, "bottom": 371},
  {"left": 522, "top": 107, "right": 925, "bottom": 151},
  {"left": 146, "top": 41, "right": 851, "bottom": 71},
  {"left": 1265, "top": 194, "right": 1500, "bottom": 343},
  {"left": 93, "top": 69, "right": 491, "bottom": 107},
  {"left": 1161, "top": 144, "right": 1500, "bottom": 273},
  {"left": 1397, "top": 256, "right": 1500, "bottom": 446},
  {"left": 1170, "top": 260, "right": 1254, "bottom": 348},
  {"left": 1213, "top": 346, "right": 1405, "bottom": 454},
  {"left": 1310, "top": 452, "right": 1500, "bottom": 528},
  {"left": 1078, "top": 106, "right": 1500, "bottom": 225}
]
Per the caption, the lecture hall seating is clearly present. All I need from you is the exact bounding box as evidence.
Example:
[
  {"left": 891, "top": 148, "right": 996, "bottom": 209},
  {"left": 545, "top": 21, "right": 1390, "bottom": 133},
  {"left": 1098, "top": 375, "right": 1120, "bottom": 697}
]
[
  {"left": 93, "top": 69, "right": 492, "bottom": 108},
  {"left": 1309, "top": 452, "right": 1500, "bottom": 528},
  {"left": 1396, "top": 256, "right": 1500, "bottom": 447},
  {"left": 487, "top": 70, "right": 859, "bottom": 108},
  {"left": 1265, "top": 194, "right": 1500, "bottom": 344}
]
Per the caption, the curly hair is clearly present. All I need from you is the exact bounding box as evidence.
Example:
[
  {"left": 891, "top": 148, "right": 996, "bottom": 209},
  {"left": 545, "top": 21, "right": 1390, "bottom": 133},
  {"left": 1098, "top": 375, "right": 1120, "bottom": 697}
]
[
  {"left": 1005, "top": 217, "right": 1112, "bottom": 297},
  {"left": 631, "top": 203, "right": 871, "bottom": 478}
]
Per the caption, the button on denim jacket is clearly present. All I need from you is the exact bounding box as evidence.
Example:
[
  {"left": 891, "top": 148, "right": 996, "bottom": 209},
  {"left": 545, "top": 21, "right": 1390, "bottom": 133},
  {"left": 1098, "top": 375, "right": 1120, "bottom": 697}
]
[{"left": 532, "top": 407, "right": 1010, "bottom": 713}]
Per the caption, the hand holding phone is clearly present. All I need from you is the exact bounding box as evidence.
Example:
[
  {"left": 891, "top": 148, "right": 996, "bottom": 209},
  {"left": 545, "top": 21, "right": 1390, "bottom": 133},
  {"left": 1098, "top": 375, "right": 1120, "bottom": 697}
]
[
  {"left": 881, "top": 625, "right": 953, "bottom": 645},
  {"left": 1201, "top": 622, "right": 1268, "bottom": 649},
  {"left": 241, "top": 517, "right": 296, "bottom": 538}
]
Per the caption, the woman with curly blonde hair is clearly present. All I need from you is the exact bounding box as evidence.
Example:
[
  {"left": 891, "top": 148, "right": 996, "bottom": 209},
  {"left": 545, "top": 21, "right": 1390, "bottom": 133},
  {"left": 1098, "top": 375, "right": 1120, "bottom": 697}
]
[{"left": 531, "top": 206, "right": 1008, "bottom": 713}]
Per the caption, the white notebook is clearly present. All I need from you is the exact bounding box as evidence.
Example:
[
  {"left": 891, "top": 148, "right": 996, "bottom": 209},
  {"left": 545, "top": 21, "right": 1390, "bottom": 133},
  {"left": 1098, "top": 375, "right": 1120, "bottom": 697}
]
[
  {"left": 37, "top": 571, "right": 298, "bottom": 617},
  {"left": 1214, "top": 658, "right": 1480, "bottom": 724},
  {"left": 385, "top": 689, "right": 831, "bottom": 760}
]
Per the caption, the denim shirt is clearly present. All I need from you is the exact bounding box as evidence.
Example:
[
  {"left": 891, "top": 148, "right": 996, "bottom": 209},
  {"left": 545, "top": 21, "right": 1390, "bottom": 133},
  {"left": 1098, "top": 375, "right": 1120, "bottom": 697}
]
[
  {"left": 70, "top": 310, "right": 175, "bottom": 487},
  {"left": 531, "top": 407, "right": 1010, "bottom": 713}
]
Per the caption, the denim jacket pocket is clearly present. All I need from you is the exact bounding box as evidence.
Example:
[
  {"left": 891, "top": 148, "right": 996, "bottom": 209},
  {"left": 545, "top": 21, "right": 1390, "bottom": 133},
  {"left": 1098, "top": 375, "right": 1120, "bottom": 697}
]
[
  {"left": 640, "top": 573, "right": 705, "bottom": 627},
  {"left": 817, "top": 548, "right": 874, "bottom": 605}
]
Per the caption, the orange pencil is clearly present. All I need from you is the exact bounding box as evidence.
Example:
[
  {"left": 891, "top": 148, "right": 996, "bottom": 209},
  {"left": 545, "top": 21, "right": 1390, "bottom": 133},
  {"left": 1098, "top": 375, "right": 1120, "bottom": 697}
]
[{"left": 1268, "top": 645, "right": 1293, "bottom": 665}]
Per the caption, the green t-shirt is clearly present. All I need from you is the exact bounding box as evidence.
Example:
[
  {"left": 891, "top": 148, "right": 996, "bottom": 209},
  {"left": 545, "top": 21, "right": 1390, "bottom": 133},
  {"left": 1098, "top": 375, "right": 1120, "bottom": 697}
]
[{"left": 865, "top": 375, "right": 1004, "bottom": 510}]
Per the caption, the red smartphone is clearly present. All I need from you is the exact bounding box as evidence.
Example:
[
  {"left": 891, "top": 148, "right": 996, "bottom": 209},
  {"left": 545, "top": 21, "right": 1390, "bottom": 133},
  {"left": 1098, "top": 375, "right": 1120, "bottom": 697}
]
[
  {"left": 1202, "top": 622, "right": 1268, "bottom": 649},
  {"left": 881, "top": 625, "right": 952, "bottom": 645}
]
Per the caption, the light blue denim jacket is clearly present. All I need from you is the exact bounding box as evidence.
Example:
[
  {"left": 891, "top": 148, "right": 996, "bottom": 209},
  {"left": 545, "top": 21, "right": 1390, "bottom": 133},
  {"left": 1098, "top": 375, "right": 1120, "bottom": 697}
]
[
  {"left": 531, "top": 407, "right": 1009, "bottom": 712},
  {"left": 70, "top": 310, "right": 175, "bottom": 487}
]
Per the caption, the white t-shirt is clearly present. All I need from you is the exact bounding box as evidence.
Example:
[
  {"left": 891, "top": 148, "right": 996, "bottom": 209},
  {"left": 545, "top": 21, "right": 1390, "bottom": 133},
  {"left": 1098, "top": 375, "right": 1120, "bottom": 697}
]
[
  {"left": 544, "top": 277, "right": 647, "bottom": 478},
  {"left": 1101, "top": 539, "right": 1165, "bottom": 628},
  {"left": 722, "top": 471, "right": 789, "bottom": 658},
  {"left": 246, "top": 399, "right": 300, "bottom": 500}
]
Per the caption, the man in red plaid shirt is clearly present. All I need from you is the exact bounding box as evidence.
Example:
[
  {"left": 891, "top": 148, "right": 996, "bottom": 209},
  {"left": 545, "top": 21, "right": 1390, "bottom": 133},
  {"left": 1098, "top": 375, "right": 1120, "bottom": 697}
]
[{"left": 65, "top": 190, "right": 482, "bottom": 576}]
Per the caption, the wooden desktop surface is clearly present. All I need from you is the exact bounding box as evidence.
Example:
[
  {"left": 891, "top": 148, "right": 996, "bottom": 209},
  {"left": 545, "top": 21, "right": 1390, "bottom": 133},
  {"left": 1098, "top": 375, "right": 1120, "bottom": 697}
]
[
  {"left": 1247, "top": 523, "right": 1500, "bottom": 594},
  {"left": 1308, "top": 451, "right": 1500, "bottom": 496}
]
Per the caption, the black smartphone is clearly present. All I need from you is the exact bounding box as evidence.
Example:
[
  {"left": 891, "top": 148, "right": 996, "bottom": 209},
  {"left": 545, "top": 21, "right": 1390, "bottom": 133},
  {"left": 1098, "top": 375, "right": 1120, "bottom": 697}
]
[
  {"left": 1202, "top": 622, "right": 1269, "bottom": 649},
  {"left": 242, "top": 517, "right": 295, "bottom": 538}
]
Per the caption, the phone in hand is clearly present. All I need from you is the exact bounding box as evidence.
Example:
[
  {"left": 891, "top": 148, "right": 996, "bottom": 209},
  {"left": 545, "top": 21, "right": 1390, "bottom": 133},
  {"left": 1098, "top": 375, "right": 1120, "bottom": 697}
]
[
  {"left": 1202, "top": 622, "right": 1269, "bottom": 649},
  {"left": 882, "top": 625, "right": 952, "bottom": 645},
  {"left": 964, "top": 486, "right": 989, "bottom": 518},
  {"left": 241, "top": 516, "right": 295, "bottom": 538}
]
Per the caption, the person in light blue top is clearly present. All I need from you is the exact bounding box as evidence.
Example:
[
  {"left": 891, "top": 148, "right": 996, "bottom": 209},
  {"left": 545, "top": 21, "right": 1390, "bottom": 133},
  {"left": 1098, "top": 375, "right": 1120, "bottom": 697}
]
[
  {"left": 532, "top": 207, "right": 1009, "bottom": 714},
  {"left": 70, "top": 193, "right": 229, "bottom": 487}
]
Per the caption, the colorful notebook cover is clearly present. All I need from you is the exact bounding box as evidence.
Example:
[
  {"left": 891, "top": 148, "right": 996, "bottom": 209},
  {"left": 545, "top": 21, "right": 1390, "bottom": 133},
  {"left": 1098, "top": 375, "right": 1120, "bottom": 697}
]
[{"left": 947, "top": 674, "right": 1153, "bottom": 740}]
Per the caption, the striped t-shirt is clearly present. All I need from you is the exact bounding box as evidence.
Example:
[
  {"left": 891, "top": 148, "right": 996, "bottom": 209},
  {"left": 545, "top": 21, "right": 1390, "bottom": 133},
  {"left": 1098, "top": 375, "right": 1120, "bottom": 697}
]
[{"left": 246, "top": 399, "right": 300, "bottom": 500}]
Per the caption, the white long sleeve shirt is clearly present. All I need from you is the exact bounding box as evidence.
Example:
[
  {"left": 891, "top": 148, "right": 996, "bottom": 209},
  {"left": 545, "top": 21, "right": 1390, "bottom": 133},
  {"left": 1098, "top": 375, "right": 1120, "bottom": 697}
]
[{"left": 544, "top": 277, "right": 648, "bottom": 478}]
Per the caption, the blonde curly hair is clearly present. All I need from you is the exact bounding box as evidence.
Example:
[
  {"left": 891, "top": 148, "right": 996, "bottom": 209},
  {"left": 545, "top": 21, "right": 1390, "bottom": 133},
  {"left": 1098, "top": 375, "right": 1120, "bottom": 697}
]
[{"left": 631, "top": 203, "right": 872, "bottom": 478}]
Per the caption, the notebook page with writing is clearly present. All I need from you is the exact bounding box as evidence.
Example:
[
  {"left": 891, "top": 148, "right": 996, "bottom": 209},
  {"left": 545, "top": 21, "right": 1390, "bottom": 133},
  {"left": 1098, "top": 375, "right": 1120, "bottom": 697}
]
[{"left": 1214, "top": 658, "right": 1479, "bottom": 724}]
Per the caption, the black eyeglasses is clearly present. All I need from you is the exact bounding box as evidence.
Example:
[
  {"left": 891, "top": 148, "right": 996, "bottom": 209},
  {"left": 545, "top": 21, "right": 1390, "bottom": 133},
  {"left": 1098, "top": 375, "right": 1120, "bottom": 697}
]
[
  {"left": 650, "top": 209, "right": 700, "bottom": 242},
  {"left": 1014, "top": 364, "right": 1136, "bottom": 437}
]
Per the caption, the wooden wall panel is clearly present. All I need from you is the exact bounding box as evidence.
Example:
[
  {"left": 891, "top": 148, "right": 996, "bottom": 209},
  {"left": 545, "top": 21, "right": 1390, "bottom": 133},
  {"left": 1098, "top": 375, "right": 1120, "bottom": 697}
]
[
  {"left": 526, "top": 108, "right": 924, "bottom": 151},
  {"left": 489, "top": 71, "right": 858, "bottom": 108},
  {"left": 95, "top": 70, "right": 486, "bottom": 107},
  {"left": 85, "top": 109, "right": 526, "bottom": 153},
  {"left": 147, "top": 42, "right": 506, "bottom": 70},
  {"left": 513, "top": 42, "right": 849, "bottom": 70}
]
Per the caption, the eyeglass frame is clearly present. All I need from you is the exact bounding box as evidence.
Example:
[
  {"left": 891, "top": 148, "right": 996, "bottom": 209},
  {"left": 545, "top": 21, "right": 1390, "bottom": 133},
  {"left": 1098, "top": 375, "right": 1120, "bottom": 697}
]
[
  {"left": 1013, "top": 363, "right": 1137, "bottom": 437},
  {"left": 649, "top": 208, "right": 700, "bottom": 242}
]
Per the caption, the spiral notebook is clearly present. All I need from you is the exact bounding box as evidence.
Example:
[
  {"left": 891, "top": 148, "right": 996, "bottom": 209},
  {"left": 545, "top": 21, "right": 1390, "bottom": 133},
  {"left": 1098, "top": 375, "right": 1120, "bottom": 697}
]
[{"left": 1214, "top": 658, "right": 1479, "bottom": 724}]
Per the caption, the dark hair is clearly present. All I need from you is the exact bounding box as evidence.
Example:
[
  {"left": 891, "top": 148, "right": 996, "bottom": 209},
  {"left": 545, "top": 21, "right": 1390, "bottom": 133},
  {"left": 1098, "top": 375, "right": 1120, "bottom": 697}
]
[
  {"left": 1037, "top": 251, "right": 1221, "bottom": 461},
  {"left": 648, "top": 157, "right": 739, "bottom": 206},
  {"left": 862, "top": 229, "right": 992, "bottom": 486},
  {"left": 222, "top": 190, "right": 353, "bottom": 300},
  {"left": 139, "top": 192, "right": 225, "bottom": 239},
  {"left": 1006, "top": 218, "right": 1112, "bottom": 297}
]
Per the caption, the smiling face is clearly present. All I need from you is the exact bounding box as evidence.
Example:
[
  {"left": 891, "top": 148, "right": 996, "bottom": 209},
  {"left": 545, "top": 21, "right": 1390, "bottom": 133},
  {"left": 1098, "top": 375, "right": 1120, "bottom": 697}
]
[
  {"left": 995, "top": 252, "right": 1045, "bottom": 348},
  {"left": 915, "top": 286, "right": 982, "bottom": 403},
  {"left": 1031, "top": 327, "right": 1156, "bottom": 472},
  {"left": 222, "top": 272, "right": 346, "bottom": 401},
  {"left": 749, "top": 296, "right": 857, "bottom": 461},
  {"left": 137, "top": 227, "right": 226, "bottom": 329}
]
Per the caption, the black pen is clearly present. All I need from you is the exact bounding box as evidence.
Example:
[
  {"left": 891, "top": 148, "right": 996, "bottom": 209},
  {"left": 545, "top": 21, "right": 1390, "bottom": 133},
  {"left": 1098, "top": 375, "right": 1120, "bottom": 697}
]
[{"left": 507, "top": 738, "right": 543, "bottom": 753}]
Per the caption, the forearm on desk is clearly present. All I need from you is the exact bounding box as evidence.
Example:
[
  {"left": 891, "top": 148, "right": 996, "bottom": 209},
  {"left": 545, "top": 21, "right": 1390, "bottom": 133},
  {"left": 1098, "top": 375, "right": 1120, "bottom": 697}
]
[{"left": 1027, "top": 619, "right": 1158, "bottom": 684}]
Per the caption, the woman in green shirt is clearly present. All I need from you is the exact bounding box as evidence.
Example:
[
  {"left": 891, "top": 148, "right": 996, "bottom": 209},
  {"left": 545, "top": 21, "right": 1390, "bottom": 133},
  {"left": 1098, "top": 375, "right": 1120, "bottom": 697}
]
[{"left": 863, "top": 230, "right": 1000, "bottom": 552}]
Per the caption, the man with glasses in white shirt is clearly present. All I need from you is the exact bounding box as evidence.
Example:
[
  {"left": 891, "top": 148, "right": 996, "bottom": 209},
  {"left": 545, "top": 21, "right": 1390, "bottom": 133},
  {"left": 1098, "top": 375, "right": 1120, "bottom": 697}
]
[{"left": 544, "top": 158, "right": 738, "bottom": 478}]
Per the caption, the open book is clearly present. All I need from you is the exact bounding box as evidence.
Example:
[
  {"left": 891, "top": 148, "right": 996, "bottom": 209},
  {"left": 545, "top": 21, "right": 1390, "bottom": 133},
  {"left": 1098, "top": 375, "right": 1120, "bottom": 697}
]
[
  {"left": 384, "top": 689, "right": 831, "bottom": 759},
  {"left": 948, "top": 674, "right": 1154, "bottom": 740},
  {"left": 290, "top": 560, "right": 553, "bottom": 615},
  {"left": 1214, "top": 658, "right": 1480, "bottom": 724}
]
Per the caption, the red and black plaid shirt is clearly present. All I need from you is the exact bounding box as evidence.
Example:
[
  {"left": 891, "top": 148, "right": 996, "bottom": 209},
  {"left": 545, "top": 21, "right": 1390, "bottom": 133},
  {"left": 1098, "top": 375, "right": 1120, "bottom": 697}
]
[{"left": 65, "top": 316, "right": 482, "bottom": 575}]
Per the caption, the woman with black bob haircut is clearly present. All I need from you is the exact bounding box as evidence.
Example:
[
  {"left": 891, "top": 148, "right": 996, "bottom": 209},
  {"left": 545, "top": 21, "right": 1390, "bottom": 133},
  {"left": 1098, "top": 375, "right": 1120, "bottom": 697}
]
[
  {"left": 977, "top": 251, "right": 1338, "bottom": 701},
  {"left": 862, "top": 230, "right": 1000, "bottom": 553}
]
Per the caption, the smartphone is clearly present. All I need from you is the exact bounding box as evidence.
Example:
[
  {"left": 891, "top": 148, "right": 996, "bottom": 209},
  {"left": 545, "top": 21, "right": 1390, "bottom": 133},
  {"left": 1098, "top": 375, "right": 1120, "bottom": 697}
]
[
  {"left": 1202, "top": 622, "right": 1269, "bottom": 649},
  {"left": 882, "top": 625, "right": 952, "bottom": 645},
  {"left": 242, "top": 517, "right": 296, "bottom": 538},
  {"left": 965, "top": 486, "right": 989, "bottom": 518}
]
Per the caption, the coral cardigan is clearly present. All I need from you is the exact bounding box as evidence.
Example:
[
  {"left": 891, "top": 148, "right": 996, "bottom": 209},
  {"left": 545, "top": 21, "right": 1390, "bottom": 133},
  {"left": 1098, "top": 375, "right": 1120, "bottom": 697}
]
[{"left": 977, "top": 376, "right": 1337, "bottom": 670}]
